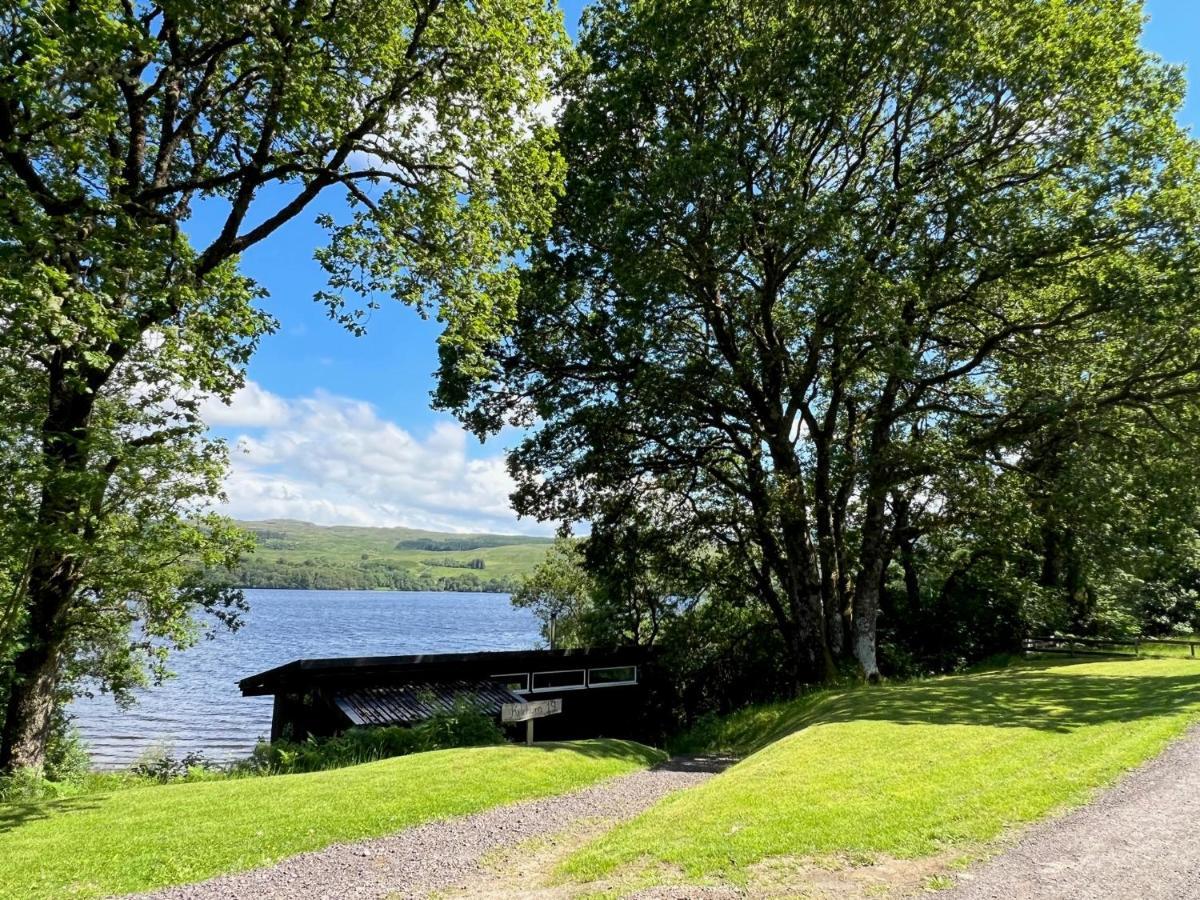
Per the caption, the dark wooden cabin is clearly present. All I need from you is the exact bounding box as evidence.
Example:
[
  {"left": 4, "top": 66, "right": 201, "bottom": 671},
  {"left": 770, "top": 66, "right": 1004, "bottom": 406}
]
[{"left": 239, "top": 647, "right": 649, "bottom": 743}]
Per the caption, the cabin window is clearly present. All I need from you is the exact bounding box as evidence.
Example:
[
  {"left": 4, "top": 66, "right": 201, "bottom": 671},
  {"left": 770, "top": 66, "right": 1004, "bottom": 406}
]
[
  {"left": 588, "top": 665, "right": 638, "bottom": 687},
  {"left": 491, "top": 673, "right": 529, "bottom": 693},
  {"left": 531, "top": 669, "right": 586, "bottom": 691}
]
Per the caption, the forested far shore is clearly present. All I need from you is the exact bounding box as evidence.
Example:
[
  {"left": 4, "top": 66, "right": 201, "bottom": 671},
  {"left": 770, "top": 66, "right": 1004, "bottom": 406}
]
[
  {"left": 211, "top": 519, "right": 551, "bottom": 593},
  {"left": 221, "top": 564, "right": 521, "bottom": 594}
]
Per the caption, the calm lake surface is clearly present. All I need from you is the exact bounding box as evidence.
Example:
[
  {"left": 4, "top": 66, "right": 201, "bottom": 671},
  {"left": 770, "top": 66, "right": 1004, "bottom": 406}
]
[{"left": 69, "top": 589, "right": 540, "bottom": 768}]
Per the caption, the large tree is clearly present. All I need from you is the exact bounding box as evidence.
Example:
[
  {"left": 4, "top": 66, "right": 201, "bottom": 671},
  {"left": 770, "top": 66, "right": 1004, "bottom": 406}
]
[
  {"left": 448, "top": 0, "right": 1200, "bottom": 683},
  {"left": 0, "top": 0, "right": 570, "bottom": 772}
]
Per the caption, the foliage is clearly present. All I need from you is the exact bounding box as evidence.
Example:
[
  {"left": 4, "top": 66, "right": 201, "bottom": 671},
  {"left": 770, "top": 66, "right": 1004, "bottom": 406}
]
[
  {"left": 130, "top": 747, "right": 221, "bottom": 783},
  {"left": 244, "top": 704, "right": 505, "bottom": 775},
  {"left": 511, "top": 538, "right": 597, "bottom": 647},
  {"left": 0, "top": 0, "right": 570, "bottom": 770},
  {"left": 512, "top": 519, "right": 701, "bottom": 652},
  {"left": 0, "top": 712, "right": 91, "bottom": 801},
  {"left": 395, "top": 536, "right": 539, "bottom": 552},
  {"left": 445, "top": 0, "right": 1200, "bottom": 689},
  {"left": 1134, "top": 582, "right": 1200, "bottom": 637},
  {"left": 511, "top": 527, "right": 801, "bottom": 738},
  {"left": 0, "top": 768, "right": 59, "bottom": 805},
  {"left": 417, "top": 702, "right": 506, "bottom": 751},
  {"left": 651, "top": 597, "right": 802, "bottom": 735},
  {"left": 564, "top": 659, "right": 1200, "bottom": 892},
  {"left": 41, "top": 715, "right": 90, "bottom": 784},
  {"left": 0, "top": 739, "right": 664, "bottom": 900}
]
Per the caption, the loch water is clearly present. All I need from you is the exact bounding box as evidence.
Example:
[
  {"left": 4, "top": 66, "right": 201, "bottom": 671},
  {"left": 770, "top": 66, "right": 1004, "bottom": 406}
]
[{"left": 68, "top": 589, "right": 540, "bottom": 768}]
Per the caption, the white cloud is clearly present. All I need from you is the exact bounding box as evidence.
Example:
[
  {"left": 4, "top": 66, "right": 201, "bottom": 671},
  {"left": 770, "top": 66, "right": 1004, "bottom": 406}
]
[
  {"left": 208, "top": 382, "right": 548, "bottom": 535},
  {"left": 202, "top": 381, "right": 291, "bottom": 428}
]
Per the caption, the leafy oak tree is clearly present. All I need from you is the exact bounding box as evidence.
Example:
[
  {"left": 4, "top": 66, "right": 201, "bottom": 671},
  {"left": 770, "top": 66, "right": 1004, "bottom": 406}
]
[
  {"left": 0, "top": 0, "right": 570, "bottom": 772},
  {"left": 448, "top": 0, "right": 1200, "bottom": 683}
]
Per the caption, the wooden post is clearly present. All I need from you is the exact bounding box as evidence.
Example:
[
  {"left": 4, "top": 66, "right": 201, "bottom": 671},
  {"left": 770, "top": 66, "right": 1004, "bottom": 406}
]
[{"left": 526, "top": 719, "right": 534, "bottom": 746}]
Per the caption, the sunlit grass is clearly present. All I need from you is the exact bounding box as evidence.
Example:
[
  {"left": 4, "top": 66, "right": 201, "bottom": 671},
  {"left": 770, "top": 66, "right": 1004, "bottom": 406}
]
[
  {"left": 1133, "top": 634, "right": 1200, "bottom": 660},
  {"left": 564, "top": 658, "right": 1200, "bottom": 887},
  {"left": 0, "top": 739, "right": 663, "bottom": 900}
]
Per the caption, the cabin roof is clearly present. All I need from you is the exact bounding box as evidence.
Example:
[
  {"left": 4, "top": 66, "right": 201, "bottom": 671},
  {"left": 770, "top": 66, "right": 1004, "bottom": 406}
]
[
  {"left": 239, "top": 646, "right": 643, "bottom": 696},
  {"left": 333, "top": 680, "right": 525, "bottom": 728}
]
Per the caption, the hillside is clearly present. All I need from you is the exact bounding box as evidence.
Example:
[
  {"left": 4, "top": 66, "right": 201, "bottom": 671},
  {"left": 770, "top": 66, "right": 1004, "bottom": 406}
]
[{"left": 223, "top": 519, "right": 553, "bottom": 592}]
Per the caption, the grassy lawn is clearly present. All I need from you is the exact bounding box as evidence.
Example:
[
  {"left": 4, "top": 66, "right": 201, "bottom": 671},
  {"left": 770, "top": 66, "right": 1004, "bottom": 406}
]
[
  {"left": 563, "top": 658, "right": 1200, "bottom": 892},
  {"left": 0, "top": 739, "right": 662, "bottom": 900}
]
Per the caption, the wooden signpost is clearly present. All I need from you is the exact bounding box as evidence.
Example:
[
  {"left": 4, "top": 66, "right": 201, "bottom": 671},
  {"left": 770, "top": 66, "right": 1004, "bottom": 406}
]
[{"left": 502, "top": 698, "right": 563, "bottom": 745}]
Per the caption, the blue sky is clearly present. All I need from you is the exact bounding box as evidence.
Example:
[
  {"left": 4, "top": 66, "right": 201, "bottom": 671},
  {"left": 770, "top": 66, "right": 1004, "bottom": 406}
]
[{"left": 204, "top": 0, "right": 1200, "bottom": 534}]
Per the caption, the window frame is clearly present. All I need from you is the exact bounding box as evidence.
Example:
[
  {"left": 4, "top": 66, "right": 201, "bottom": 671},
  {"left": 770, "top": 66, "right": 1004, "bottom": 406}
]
[
  {"left": 587, "top": 665, "right": 639, "bottom": 688},
  {"left": 529, "top": 668, "right": 587, "bottom": 692},
  {"left": 490, "top": 672, "right": 530, "bottom": 694}
]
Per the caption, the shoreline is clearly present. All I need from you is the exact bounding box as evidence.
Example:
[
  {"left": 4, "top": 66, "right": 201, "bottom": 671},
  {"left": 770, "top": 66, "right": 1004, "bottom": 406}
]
[{"left": 231, "top": 585, "right": 514, "bottom": 594}]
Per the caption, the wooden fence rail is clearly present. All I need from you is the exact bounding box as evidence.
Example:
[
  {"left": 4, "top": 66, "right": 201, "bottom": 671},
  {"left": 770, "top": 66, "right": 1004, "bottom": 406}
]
[{"left": 1024, "top": 635, "right": 1198, "bottom": 659}]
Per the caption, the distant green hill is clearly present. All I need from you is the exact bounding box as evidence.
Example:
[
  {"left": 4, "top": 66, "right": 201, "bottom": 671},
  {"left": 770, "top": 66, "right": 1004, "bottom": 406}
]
[{"left": 222, "top": 519, "right": 552, "bottom": 592}]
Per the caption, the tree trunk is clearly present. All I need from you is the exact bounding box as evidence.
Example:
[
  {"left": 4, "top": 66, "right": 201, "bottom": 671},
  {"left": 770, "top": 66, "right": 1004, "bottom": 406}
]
[
  {"left": 779, "top": 573, "right": 828, "bottom": 688},
  {"left": 853, "top": 582, "right": 883, "bottom": 682},
  {"left": 853, "top": 490, "right": 888, "bottom": 682},
  {"left": 0, "top": 623, "right": 66, "bottom": 772},
  {"left": 1038, "top": 511, "right": 1063, "bottom": 589},
  {"left": 893, "top": 493, "right": 920, "bottom": 613},
  {"left": 0, "top": 538, "right": 78, "bottom": 771},
  {"left": 0, "top": 354, "right": 93, "bottom": 773},
  {"left": 813, "top": 451, "right": 846, "bottom": 660}
]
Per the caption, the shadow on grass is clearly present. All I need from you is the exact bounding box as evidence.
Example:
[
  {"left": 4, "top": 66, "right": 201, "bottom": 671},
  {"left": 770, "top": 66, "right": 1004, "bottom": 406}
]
[
  {"left": 654, "top": 754, "right": 738, "bottom": 774},
  {"left": 718, "top": 661, "right": 1200, "bottom": 754},
  {"left": 0, "top": 794, "right": 102, "bottom": 834},
  {"left": 522, "top": 738, "right": 665, "bottom": 766}
]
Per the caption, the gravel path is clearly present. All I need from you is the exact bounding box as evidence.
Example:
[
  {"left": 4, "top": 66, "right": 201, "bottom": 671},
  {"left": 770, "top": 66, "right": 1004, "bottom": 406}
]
[
  {"left": 946, "top": 726, "right": 1200, "bottom": 900},
  {"left": 132, "top": 756, "right": 729, "bottom": 900}
]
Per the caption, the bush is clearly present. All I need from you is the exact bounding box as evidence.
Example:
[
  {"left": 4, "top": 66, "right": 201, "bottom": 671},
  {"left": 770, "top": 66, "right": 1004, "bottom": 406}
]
[
  {"left": 43, "top": 716, "right": 90, "bottom": 783},
  {"left": 649, "top": 599, "right": 798, "bottom": 740},
  {"left": 242, "top": 702, "right": 505, "bottom": 775},
  {"left": 0, "top": 710, "right": 92, "bottom": 800},
  {"left": 130, "top": 747, "right": 224, "bottom": 782},
  {"left": 0, "top": 767, "right": 64, "bottom": 803},
  {"left": 1133, "top": 580, "right": 1200, "bottom": 637}
]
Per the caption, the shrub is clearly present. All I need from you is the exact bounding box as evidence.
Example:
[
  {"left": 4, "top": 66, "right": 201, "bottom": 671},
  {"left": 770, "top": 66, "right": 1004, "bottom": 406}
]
[
  {"left": 419, "top": 701, "right": 506, "bottom": 748},
  {"left": 130, "top": 747, "right": 224, "bottom": 782},
  {"left": 650, "top": 599, "right": 797, "bottom": 738},
  {"left": 1133, "top": 581, "right": 1200, "bottom": 637},
  {"left": 243, "top": 702, "right": 504, "bottom": 775},
  {"left": 43, "top": 717, "right": 90, "bottom": 783},
  {"left": 0, "top": 767, "right": 63, "bottom": 803},
  {"left": 0, "top": 710, "right": 92, "bottom": 800}
]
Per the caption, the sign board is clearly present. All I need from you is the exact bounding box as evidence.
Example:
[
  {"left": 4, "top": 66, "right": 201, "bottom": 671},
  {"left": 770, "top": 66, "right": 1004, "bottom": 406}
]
[{"left": 502, "top": 698, "right": 562, "bottom": 723}]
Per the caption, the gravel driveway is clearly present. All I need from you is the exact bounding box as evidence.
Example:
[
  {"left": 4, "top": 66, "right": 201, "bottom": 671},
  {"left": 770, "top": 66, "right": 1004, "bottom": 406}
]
[
  {"left": 128, "top": 726, "right": 1200, "bottom": 900},
  {"left": 946, "top": 725, "right": 1200, "bottom": 900},
  {"left": 131, "top": 756, "right": 729, "bottom": 900}
]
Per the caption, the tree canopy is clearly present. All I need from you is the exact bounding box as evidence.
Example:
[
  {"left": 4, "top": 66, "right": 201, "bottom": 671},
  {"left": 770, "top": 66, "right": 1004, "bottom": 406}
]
[
  {"left": 0, "top": 0, "right": 570, "bottom": 772},
  {"left": 454, "top": 0, "right": 1200, "bottom": 683}
]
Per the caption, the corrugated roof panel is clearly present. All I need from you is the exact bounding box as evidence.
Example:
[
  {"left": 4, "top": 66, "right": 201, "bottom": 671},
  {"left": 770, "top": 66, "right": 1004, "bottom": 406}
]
[{"left": 333, "top": 679, "right": 526, "bottom": 727}]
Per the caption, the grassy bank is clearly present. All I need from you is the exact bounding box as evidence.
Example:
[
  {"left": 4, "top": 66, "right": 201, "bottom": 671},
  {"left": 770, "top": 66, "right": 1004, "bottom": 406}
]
[
  {"left": 563, "top": 658, "right": 1200, "bottom": 893},
  {"left": 0, "top": 739, "right": 662, "bottom": 900}
]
